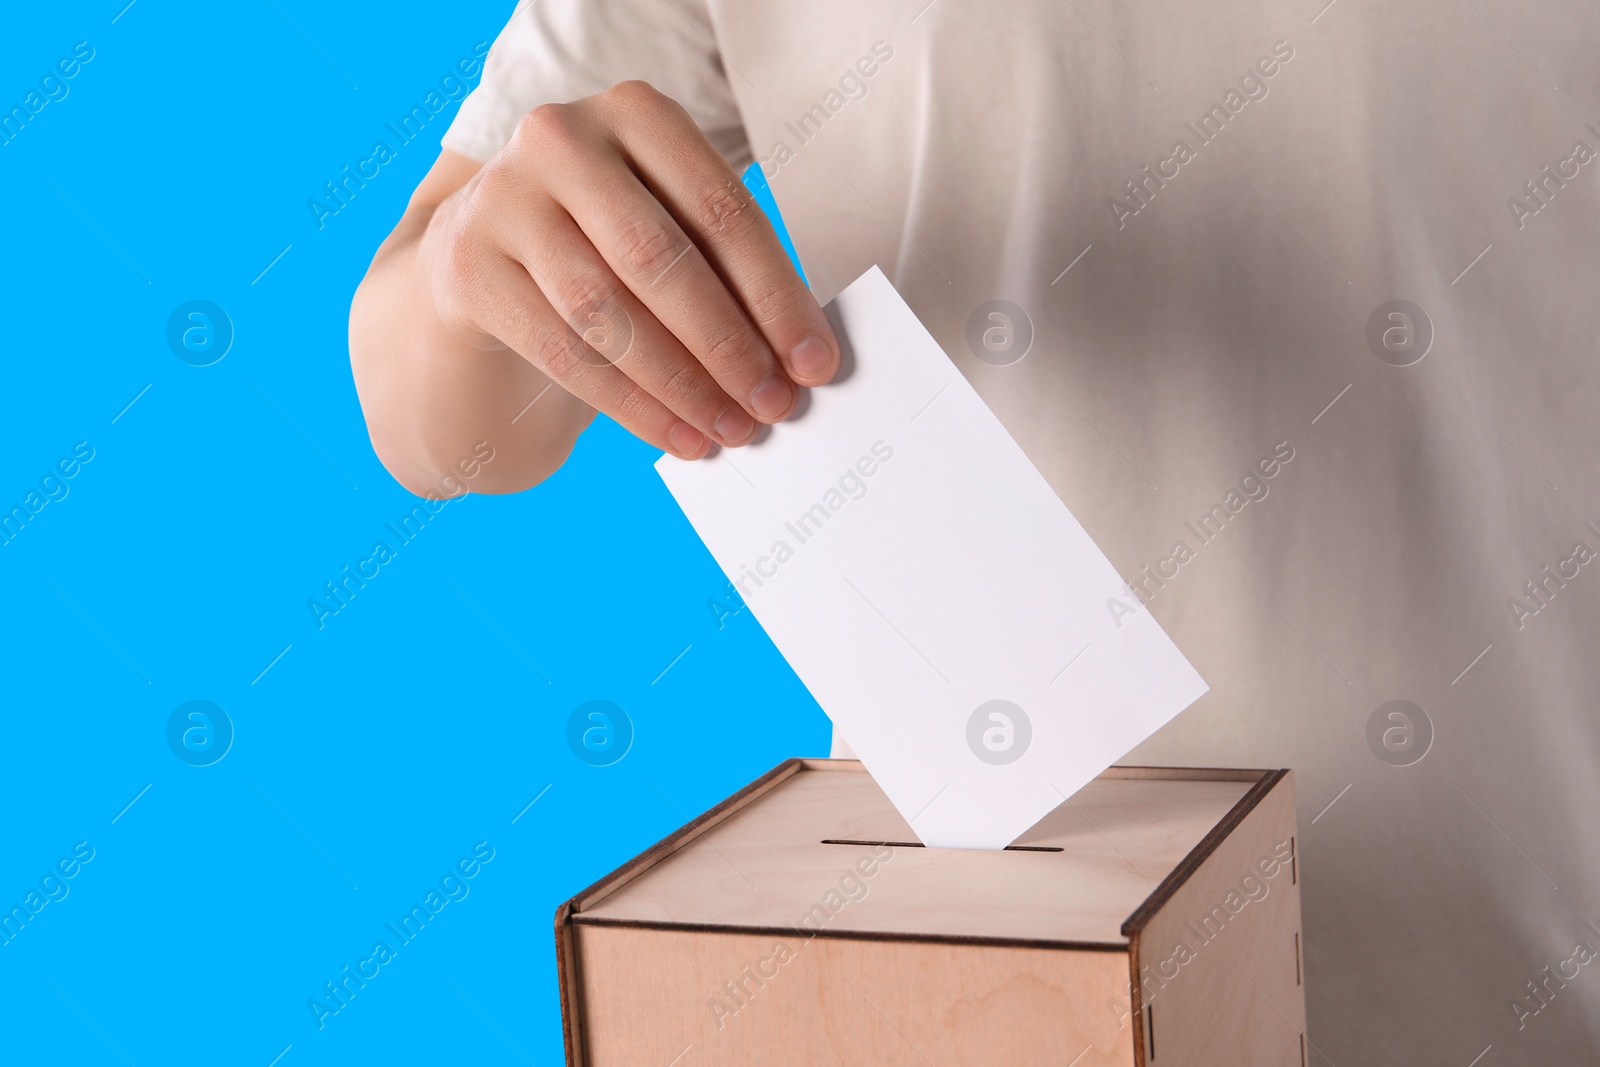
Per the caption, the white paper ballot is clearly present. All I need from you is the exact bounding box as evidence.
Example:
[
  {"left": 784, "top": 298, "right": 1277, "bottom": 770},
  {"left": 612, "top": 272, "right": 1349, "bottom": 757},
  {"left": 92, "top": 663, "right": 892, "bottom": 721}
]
[{"left": 657, "top": 267, "right": 1208, "bottom": 849}]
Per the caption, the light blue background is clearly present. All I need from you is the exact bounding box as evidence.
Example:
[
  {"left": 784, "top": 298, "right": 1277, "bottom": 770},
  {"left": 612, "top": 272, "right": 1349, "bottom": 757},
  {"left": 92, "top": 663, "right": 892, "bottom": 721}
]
[{"left": 0, "top": 3, "right": 827, "bottom": 1063}]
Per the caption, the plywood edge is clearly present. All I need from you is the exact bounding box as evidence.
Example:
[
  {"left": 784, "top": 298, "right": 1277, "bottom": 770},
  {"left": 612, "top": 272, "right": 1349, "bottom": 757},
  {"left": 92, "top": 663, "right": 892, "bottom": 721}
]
[
  {"left": 567, "top": 758, "right": 806, "bottom": 913},
  {"left": 805, "top": 760, "right": 1272, "bottom": 782},
  {"left": 567, "top": 914, "right": 1130, "bottom": 953},
  {"left": 1105, "top": 765, "right": 1275, "bottom": 782},
  {"left": 798, "top": 757, "right": 860, "bottom": 771},
  {"left": 1119, "top": 769, "right": 1287, "bottom": 937},
  {"left": 554, "top": 900, "right": 585, "bottom": 1067}
]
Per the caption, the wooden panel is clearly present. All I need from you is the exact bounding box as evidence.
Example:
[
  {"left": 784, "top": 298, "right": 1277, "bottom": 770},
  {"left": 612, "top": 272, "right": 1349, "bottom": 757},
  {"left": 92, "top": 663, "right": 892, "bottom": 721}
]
[
  {"left": 575, "top": 924, "right": 1137, "bottom": 1067},
  {"left": 577, "top": 762, "right": 1255, "bottom": 946},
  {"left": 571, "top": 759, "right": 806, "bottom": 912},
  {"left": 1128, "top": 774, "right": 1305, "bottom": 1067}
]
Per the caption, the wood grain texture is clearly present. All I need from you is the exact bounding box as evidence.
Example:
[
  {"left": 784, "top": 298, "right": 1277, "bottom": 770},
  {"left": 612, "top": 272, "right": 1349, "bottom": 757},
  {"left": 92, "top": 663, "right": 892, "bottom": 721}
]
[
  {"left": 571, "top": 758, "right": 806, "bottom": 912},
  {"left": 578, "top": 761, "right": 1253, "bottom": 946},
  {"left": 1122, "top": 770, "right": 1288, "bottom": 937},
  {"left": 1129, "top": 773, "right": 1305, "bottom": 1067},
  {"left": 575, "top": 924, "right": 1138, "bottom": 1067}
]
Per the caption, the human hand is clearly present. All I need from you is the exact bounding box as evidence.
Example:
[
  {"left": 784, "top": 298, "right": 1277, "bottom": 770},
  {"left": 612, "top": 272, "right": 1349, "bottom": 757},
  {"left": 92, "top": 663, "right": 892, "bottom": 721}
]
[{"left": 422, "top": 80, "right": 840, "bottom": 459}]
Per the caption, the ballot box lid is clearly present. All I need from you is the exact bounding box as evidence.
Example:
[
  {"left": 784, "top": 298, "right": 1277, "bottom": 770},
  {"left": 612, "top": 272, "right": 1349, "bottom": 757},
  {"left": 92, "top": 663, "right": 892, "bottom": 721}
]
[{"left": 565, "top": 759, "right": 1283, "bottom": 949}]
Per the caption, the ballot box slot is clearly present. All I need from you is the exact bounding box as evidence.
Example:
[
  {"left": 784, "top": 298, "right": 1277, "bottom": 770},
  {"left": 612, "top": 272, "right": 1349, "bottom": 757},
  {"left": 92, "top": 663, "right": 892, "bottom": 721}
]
[{"left": 820, "top": 838, "right": 1064, "bottom": 853}]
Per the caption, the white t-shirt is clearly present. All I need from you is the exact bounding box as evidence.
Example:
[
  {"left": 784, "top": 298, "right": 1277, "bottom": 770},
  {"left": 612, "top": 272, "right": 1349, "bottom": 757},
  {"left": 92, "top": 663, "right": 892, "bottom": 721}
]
[{"left": 445, "top": 1, "right": 1600, "bottom": 1059}]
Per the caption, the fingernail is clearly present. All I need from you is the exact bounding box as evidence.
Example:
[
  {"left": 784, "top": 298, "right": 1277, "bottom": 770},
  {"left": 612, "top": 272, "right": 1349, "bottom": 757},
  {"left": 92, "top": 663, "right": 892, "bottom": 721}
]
[
  {"left": 750, "top": 374, "right": 794, "bottom": 420},
  {"left": 790, "top": 335, "right": 833, "bottom": 381},
  {"left": 714, "top": 404, "right": 756, "bottom": 444},
  {"left": 668, "top": 421, "right": 706, "bottom": 457}
]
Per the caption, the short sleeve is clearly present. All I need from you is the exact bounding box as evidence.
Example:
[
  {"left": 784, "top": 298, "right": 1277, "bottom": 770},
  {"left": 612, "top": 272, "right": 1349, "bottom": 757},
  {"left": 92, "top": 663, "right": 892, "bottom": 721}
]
[{"left": 442, "top": 0, "right": 750, "bottom": 167}]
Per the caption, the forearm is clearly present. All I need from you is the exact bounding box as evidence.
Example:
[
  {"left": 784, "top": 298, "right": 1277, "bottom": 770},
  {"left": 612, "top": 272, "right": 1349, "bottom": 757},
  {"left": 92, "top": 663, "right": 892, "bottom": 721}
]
[{"left": 349, "top": 172, "right": 593, "bottom": 497}]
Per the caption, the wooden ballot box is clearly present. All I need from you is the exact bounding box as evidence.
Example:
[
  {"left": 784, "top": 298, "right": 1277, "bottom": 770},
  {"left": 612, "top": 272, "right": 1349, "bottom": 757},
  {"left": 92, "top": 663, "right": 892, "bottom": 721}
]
[{"left": 556, "top": 760, "right": 1306, "bottom": 1067}]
